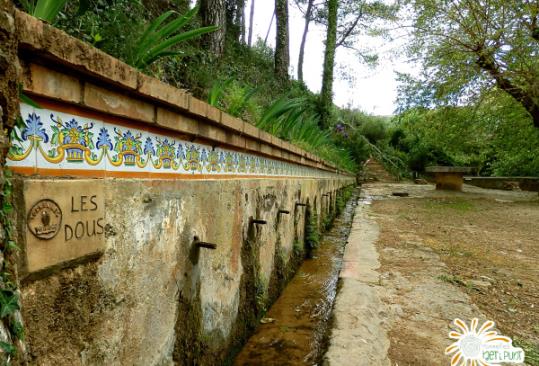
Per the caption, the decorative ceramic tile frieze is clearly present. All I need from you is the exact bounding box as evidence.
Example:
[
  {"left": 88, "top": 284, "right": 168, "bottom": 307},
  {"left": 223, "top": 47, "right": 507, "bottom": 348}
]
[{"left": 8, "top": 104, "right": 341, "bottom": 179}]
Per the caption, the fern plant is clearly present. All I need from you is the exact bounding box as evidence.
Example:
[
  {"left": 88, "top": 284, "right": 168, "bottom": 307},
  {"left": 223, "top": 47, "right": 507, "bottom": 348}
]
[{"left": 129, "top": 6, "right": 217, "bottom": 70}]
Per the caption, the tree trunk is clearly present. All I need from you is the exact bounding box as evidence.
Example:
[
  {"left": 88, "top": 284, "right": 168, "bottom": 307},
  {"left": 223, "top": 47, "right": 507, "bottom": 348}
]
[
  {"left": 200, "top": 0, "right": 226, "bottom": 57},
  {"left": 225, "top": 0, "right": 245, "bottom": 43},
  {"left": 477, "top": 52, "right": 539, "bottom": 128},
  {"left": 275, "top": 0, "right": 290, "bottom": 81},
  {"left": 234, "top": 0, "right": 246, "bottom": 43},
  {"left": 241, "top": 1, "right": 246, "bottom": 43},
  {"left": 298, "top": 0, "right": 314, "bottom": 82},
  {"left": 248, "top": 0, "right": 255, "bottom": 46},
  {"left": 320, "top": 0, "right": 338, "bottom": 130}
]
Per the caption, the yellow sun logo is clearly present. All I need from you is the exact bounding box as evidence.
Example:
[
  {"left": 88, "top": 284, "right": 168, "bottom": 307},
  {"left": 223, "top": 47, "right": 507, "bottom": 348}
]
[{"left": 445, "top": 318, "right": 515, "bottom": 366}]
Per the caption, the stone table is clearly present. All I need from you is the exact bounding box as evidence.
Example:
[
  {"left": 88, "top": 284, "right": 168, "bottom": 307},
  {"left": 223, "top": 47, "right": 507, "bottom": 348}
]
[{"left": 426, "top": 166, "right": 473, "bottom": 191}]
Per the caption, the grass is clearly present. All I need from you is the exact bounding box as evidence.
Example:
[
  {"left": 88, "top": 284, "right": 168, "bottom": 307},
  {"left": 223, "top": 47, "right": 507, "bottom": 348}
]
[
  {"left": 514, "top": 339, "right": 539, "bottom": 366},
  {"left": 438, "top": 245, "right": 472, "bottom": 258},
  {"left": 424, "top": 198, "right": 476, "bottom": 213},
  {"left": 293, "top": 240, "right": 303, "bottom": 257},
  {"left": 437, "top": 274, "right": 469, "bottom": 287}
]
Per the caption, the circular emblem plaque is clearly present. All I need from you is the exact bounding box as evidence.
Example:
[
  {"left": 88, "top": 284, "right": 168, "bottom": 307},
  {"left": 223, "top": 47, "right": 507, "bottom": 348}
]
[{"left": 27, "top": 199, "right": 62, "bottom": 240}]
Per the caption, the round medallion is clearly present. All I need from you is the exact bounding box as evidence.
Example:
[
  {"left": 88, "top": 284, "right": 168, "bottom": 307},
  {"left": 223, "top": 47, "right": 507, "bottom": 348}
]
[{"left": 27, "top": 199, "right": 62, "bottom": 240}]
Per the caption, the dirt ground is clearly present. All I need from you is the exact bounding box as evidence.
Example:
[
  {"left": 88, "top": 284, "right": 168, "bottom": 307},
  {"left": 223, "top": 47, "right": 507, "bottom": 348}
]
[{"left": 365, "top": 183, "right": 539, "bottom": 365}]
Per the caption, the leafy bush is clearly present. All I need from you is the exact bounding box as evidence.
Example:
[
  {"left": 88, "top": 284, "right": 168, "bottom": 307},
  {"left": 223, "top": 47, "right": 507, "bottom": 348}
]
[
  {"left": 20, "top": 0, "right": 68, "bottom": 22},
  {"left": 128, "top": 7, "right": 217, "bottom": 70}
]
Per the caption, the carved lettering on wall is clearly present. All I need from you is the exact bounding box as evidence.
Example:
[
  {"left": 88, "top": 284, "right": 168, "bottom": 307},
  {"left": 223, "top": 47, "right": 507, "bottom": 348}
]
[{"left": 23, "top": 179, "right": 106, "bottom": 274}]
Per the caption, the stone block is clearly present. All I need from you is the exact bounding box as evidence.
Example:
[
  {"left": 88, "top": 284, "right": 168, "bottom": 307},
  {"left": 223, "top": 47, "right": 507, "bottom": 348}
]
[
  {"left": 245, "top": 137, "right": 260, "bottom": 152},
  {"left": 137, "top": 73, "right": 188, "bottom": 110},
  {"left": 189, "top": 97, "right": 208, "bottom": 118},
  {"left": 156, "top": 107, "right": 198, "bottom": 136},
  {"left": 207, "top": 105, "right": 221, "bottom": 124},
  {"left": 84, "top": 83, "right": 154, "bottom": 123},
  {"left": 198, "top": 123, "right": 226, "bottom": 142},
  {"left": 22, "top": 179, "right": 106, "bottom": 274},
  {"left": 23, "top": 63, "right": 81, "bottom": 103},
  {"left": 259, "top": 131, "right": 273, "bottom": 145},
  {"left": 260, "top": 143, "right": 272, "bottom": 156},
  {"left": 271, "top": 135, "right": 283, "bottom": 148},
  {"left": 243, "top": 122, "right": 259, "bottom": 139},
  {"left": 434, "top": 172, "right": 465, "bottom": 191},
  {"left": 221, "top": 113, "right": 244, "bottom": 132},
  {"left": 224, "top": 133, "right": 246, "bottom": 149}
]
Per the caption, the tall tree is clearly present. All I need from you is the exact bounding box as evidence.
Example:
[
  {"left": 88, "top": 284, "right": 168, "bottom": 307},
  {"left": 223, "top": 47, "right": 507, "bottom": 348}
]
[
  {"left": 297, "top": 0, "right": 315, "bottom": 82},
  {"left": 318, "top": 0, "right": 395, "bottom": 129},
  {"left": 200, "top": 0, "right": 226, "bottom": 57},
  {"left": 226, "top": 0, "right": 246, "bottom": 43},
  {"left": 275, "top": 0, "right": 290, "bottom": 81},
  {"left": 319, "top": 0, "right": 338, "bottom": 130},
  {"left": 248, "top": 0, "right": 255, "bottom": 46},
  {"left": 402, "top": 0, "right": 539, "bottom": 127}
]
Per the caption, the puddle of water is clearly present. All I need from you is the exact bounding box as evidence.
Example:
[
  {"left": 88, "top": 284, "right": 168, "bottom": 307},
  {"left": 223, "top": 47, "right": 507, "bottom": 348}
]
[{"left": 234, "top": 190, "right": 359, "bottom": 366}]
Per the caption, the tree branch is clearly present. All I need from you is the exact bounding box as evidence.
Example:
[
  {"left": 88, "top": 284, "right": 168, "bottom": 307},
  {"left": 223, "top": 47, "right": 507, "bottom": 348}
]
[
  {"left": 476, "top": 51, "right": 539, "bottom": 127},
  {"left": 335, "top": 3, "right": 364, "bottom": 48}
]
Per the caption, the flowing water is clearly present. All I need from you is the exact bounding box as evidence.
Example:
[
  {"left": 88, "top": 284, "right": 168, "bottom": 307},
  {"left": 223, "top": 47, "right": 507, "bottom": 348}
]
[{"left": 234, "top": 190, "right": 359, "bottom": 366}]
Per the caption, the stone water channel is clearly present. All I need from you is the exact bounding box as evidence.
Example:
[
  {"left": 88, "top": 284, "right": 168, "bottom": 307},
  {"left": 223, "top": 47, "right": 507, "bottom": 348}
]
[{"left": 234, "top": 189, "right": 360, "bottom": 365}]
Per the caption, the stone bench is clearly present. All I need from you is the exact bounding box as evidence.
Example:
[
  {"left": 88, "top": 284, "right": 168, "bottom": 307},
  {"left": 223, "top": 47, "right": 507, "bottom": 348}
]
[{"left": 426, "top": 166, "right": 473, "bottom": 191}]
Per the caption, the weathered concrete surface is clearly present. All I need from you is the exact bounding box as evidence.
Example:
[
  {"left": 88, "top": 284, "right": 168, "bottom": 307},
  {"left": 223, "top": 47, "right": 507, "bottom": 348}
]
[
  {"left": 325, "top": 183, "right": 517, "bottom": 365},
  {"left": 18, "top": 177, "right": 352, "bottom": 365},
  {"left": 323, "top": 197, "right": 391, "bottom": 366}
]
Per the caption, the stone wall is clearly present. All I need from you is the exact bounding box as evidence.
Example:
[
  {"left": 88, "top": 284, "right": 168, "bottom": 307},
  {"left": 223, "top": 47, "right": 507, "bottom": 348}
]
[
  {"left": 6, "top": 6, "right": 355, "bottom": 365},
  {"left": 17, "top": 177, "right": 351, "bottom": 365},
  {"left": 464, "top": 176, "right": 539, "bottom": 192},
  {"left": 0, "top": 1, "right": 26, "bottom": 364}
]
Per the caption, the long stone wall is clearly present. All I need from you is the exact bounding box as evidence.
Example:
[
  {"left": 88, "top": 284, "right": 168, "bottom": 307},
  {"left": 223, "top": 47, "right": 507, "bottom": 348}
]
[{"left": 6, "top": 7, "right": 355, "bottom": 365}]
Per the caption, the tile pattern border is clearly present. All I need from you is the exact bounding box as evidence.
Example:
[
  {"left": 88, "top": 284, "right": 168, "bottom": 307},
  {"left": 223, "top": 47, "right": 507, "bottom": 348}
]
[{"left": 8, "top": 104, "right": 343, "bottom": 179}]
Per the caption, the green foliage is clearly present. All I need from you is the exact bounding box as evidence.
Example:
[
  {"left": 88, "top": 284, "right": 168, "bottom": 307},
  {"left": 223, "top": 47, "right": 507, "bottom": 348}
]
[
  {"left": 0, "top": 341, "right": 16, "bottom": 357},
  {"left": 0, "top": 290, "right": 20, "bottom": 319},
  {"left": 56, "top": 0, "right": 147, "bottom": 62},
  {"left": 208, "top": 80, "right": 260, "bottom": 122},
  {"left": 254, "top": 277, "right": 268, "bottom": 315},
  {"left": 391, "top": 91, "right": 539, "bottom": 176},
  {"left": 399, "top": 0, "right": 539, "bottom": 126},
  {"left": 128, "top": 7, "right": 217, "bottom": 70},
  {"left": 514, "top": 339, "right": 539, "bottom": 366},
  {"left": 305, "top": 204, "right": 320, "bottom": 251},
  {"left": 20, "top": 0, "right": 68, "bottom": 22},
  {"left": 0, "top": 166, "right": 24, "bottom": 361},
  {"left": 292, "top": 240, "right": 303, "bottom": 257},
  {"left": 53, "top": 1, "right": 360, "bottom": 171}
]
